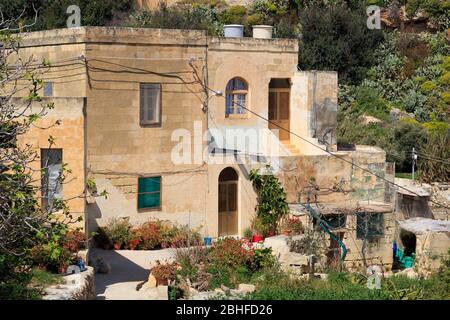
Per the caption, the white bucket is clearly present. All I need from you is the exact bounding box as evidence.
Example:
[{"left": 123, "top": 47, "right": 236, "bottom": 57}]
[
  {"left": 224, "top": 24, "right": 244, "bottom": 38},
  {"left": 252, "top": 25, "right": 273, "bottom": 39}
]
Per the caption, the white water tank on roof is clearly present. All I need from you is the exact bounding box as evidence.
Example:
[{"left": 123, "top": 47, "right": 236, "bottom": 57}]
[
  {"left": 224, "top": 24, "right": 244, "bottom": 38},
  {"left": 252, "top": 25, "right": 273, "bottom": 39}
]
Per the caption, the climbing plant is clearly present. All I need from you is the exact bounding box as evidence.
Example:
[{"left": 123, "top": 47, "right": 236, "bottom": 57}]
[{"left": 249, "top": 167, "right": 289, "bottom": 235}]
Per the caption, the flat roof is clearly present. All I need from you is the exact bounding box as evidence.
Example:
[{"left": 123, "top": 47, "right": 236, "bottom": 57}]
[
  {"left": 17, "top": 27, "right": 298, "bottom": 53},
  {"left": 399, "top": 218, "right": 450, "bottom": 235}
]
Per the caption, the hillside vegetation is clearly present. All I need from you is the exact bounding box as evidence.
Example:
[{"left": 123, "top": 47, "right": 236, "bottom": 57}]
[{"left": 2, "top": 0, "right": 449, "bottom": 181}]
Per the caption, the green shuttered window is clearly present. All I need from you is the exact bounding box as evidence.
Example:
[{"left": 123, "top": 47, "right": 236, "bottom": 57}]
[{"left": 138, "top": 177, "right": 161, "bottom": 210}]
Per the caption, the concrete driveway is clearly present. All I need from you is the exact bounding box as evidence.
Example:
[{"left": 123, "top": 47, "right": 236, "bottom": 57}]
[{"left": 91, "top": 248, "right": 177, "bottom": 300}]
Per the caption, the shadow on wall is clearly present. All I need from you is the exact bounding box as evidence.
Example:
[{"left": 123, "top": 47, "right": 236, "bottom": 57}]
[
  {"left": 315, "top": 97, "right": 337, "bottom": 146},
  {"left": 87, "top": 202, "right": 102, "bottom": 234},
  {"left": 399, "top": 194, "right": 434, "bottom": 220}
]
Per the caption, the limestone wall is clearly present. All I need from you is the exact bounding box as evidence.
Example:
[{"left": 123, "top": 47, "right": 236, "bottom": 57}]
[
  {"left": 16, "top": 97, "right": 86, "bottom": 228},
  {"left": 43, "top": 267, "right": 95, "bottom": 300},
  {"left": 414, "top": 232, "right": 450, "bottom": 276},
  {"left": 278, "top": 145, "right": 388, "bottom": 204}
]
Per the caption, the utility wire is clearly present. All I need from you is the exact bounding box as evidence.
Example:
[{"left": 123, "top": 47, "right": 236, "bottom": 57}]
[
  {"left": 204, "top": 85, "right": 450, "bottom": 210},
  {"left": 414, "top": 152, "right": 450, "bottom": 165},
  {"left": 16, "top": 54, "right": 448, "bottom": 210}
]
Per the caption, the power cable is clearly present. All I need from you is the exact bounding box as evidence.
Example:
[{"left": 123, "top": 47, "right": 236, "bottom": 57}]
[{"left": 203, "top": 85, "right": 450, "bottom": 210}]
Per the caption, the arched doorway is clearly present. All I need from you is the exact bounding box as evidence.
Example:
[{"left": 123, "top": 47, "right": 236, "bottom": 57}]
[{"left": 218, "top": 167, "right": 238, "bottom": 236}]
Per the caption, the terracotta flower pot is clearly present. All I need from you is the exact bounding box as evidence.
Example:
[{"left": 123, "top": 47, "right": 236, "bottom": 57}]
[
  {"left": 113, "top": 243, "right": 121, "bottom": 250},
  {"left": 282, "top": 230, "right": 291, "bottom": 236},
  {"left": 156, "top": 277, "right": 168, "bottom": 286},
  {"left": 58, "top": 265, "right": 68, "bottom": 274}
]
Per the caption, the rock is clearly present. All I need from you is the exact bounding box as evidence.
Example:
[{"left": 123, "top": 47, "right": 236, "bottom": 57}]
[
  {"left": 314, "top": 273, "right": 328, "bottom": 280},
  {"left": 92, "top": 257, "right": 111, "bottom": 274},
  {"left": 139, "top": 274, "right": 157, "bottom": 290},
  {"left": 361, "top": 114, "right": 383, "bottom": 125},
  {"left": 390, "top": 108, "right": 415, "bottom": 122},
  {"left": 398, "top": 267, "right": 419, "bottom": 279},
  {"left": 220, "top": 284, "right": 230, "bottom": 294},
  {"left": 189, "top": 287, "right": 199, "bottom": 298},
  {"left": 288, "top": 252, "right": 309, "bottom": 266},
  {"left": 191, "top": 291, "right": 218, "bottom": 300},
  {"left": 291, "top": 234, "right": 304, "bottom": 242},
  {"left": 237, "top": 283, "right": 255, "bottom": 293},
  {"left": 264, "top": 235, "right": 291, "bottom": 264}
]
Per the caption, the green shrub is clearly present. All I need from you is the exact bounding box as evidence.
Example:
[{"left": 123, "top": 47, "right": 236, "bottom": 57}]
[
  {"left": 249, "top": 167, "right": 289, "bottom": 234},
  {"left": 128, "top": 3, "right": 221, "bottom": 35},
  {"left": 441, "top": 91, "right": 450, "bottom": 104},
  {"left": 220, "top": 5, "right": 247, "bottom": 24},
  {"left": 246, "top": 13, "right": 264, "bottom": 26},
  {"left": 439, "top": 72, "right": 450, "bottom": 86},
  {"left": 30, "top": 243, "right": 74, "bottom": 273},
  {"left": 420, "top": 80, "right": 438, "bottom": 92},
  {"left": 243, "top": 227, "right": 253, "bottom": 239},
  {"left": 248, "top": 269, "right": 449, "bottom": 300},
  {"left": 418, "top": 128, "right": 450, "bottom": 182},
  {"left": 298, "top": 5, "right": 384, "bottom": 85},
  {"left": 96, "top": 218, "right": 132, "bottom": 249},
  {"left": 248, "top": 248, "right": 275, "bottom": 271},
  {"left": 443, "top": 56, "right": 450, "bottom": 71}
]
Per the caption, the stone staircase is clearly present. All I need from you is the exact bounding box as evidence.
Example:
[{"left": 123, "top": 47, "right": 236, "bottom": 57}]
[{"left": 281, "top": 140, "right": 301, "bottom": 155}]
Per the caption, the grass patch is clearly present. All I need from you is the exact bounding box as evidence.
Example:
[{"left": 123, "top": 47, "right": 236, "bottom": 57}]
[
  {"left": 29, "top": 268, "right": 64, "bottom": 289},
  {"left": 246, "top": 270, "right": 450, "bottom": 300}
]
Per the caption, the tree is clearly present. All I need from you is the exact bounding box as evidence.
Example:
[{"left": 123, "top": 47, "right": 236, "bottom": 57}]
[
  {"left": 0, "top": 0, "right": 135, "bottom": 31},
  {"left": 418, "top": 128, "right": 450, "bottom": 183},
  {"left": 0, "top": 18, "right": 76, "bottom": 298},
  {"left": 298, "top": 4, "right": 384, "bottom": 85}
]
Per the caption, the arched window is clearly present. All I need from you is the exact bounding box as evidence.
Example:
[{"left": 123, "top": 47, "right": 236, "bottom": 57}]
[{"left": 225, "top": 77, "right": 248, "bottom": 116}]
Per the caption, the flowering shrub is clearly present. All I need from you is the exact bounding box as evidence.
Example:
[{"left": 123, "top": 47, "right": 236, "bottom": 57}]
[
  {"left": 94, "top": 219, "right": 202, "bottom": 250},
  {"left": 151, "top": 261, "right": 179, "bottom": 281},
  {"left": 134, "top": 221, "right": 161, "bottom": 250},
  {"left": 208, "top": 238, "right": 254, "bottom": 269},
  {"left": 280, "top": 218, "right": 304, "bottom": 235},
  {"left": 62, "top": 230, "right": 86, "bottom": 253}
]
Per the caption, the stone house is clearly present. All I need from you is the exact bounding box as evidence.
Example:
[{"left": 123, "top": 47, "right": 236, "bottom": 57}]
[{"left": 11, "top": 27, "right": 396, "bottom": 269}]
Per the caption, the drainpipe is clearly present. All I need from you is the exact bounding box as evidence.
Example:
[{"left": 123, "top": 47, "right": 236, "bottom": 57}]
[{"left": 82, "top": 96, "right": 88, "bottom": 251}]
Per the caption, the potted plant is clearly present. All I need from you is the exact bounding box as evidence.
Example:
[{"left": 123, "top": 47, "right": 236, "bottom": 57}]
[
  {"left": 242, "top": 227, "right": 253, "bottom": 241},
  {"left": 281, "top": 218, "right": 304, "bottom": 236},
  {"left": 151, "top": 262, "right": 177, "bottom": 286},
  {"left": 250, "top": 217, "right": 267, "bottom": 243},
  {"left": 56, "top": 248, "right": 74, "bottom": 274}
]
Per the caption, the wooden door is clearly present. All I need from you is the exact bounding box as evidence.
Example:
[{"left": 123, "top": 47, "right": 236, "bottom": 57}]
[
  {"left": 218, "top": 181, "right": 238, "bottom": 236},
  {"left": 268, "top": 89, "right": 290, "bottom": 141}
]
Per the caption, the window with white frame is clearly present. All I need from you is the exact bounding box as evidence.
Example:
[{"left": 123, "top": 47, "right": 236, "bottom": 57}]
[
  {"left": 140, "top": 83, "right": 161, "bottom": 126},
  {"left": 225, "top": 77, "right": 248, "bottom": 116}
]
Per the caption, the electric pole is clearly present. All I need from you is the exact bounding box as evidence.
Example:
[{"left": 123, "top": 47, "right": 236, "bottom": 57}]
[{"left": 412, "top": 147, "right": 417, "bottom": 184}]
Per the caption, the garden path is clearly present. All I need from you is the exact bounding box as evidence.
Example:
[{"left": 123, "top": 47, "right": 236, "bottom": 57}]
[{"left": 91, "top": 248, "right": 176, "bottom": 300}]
